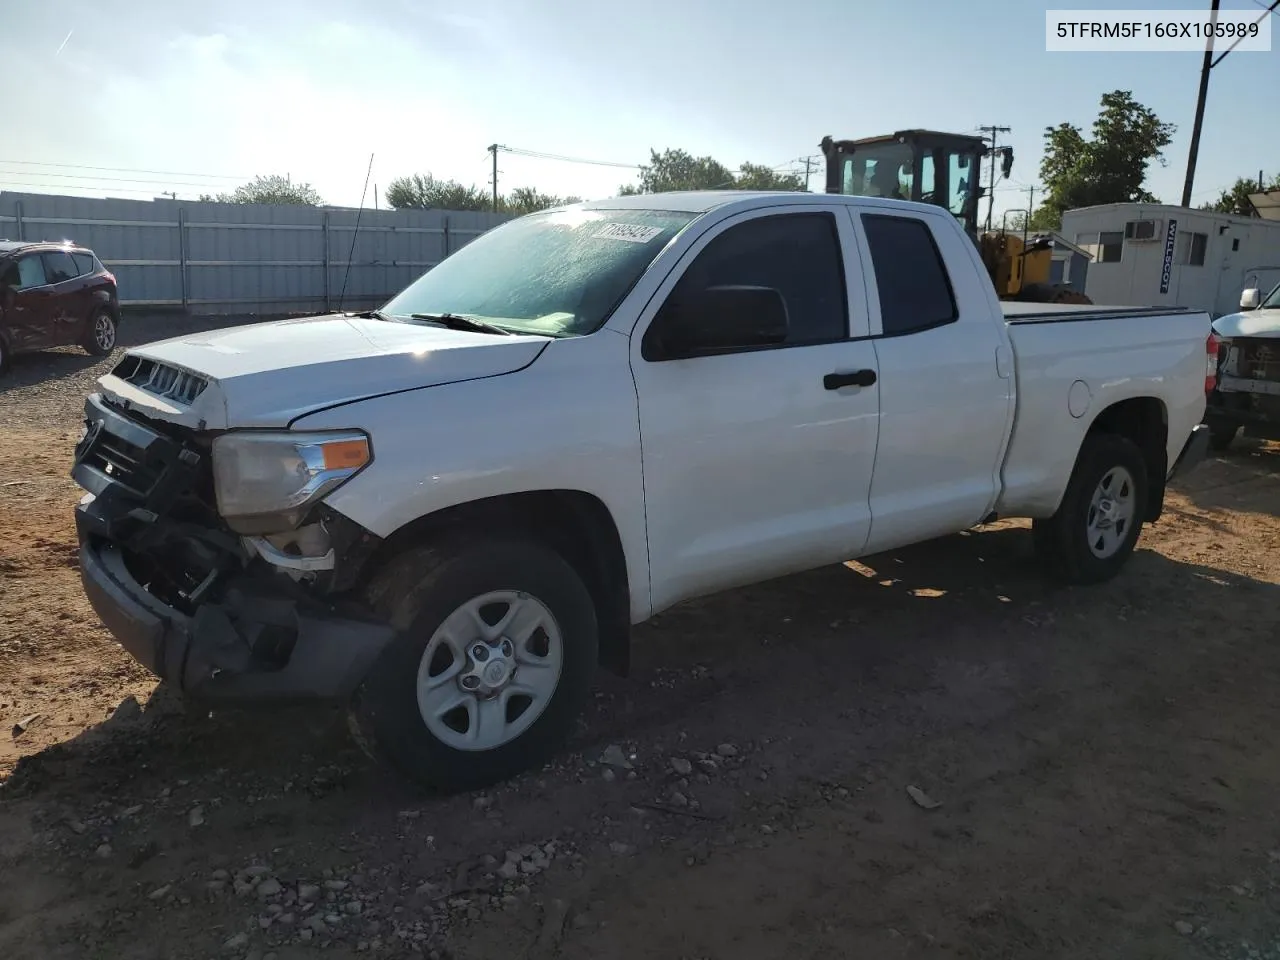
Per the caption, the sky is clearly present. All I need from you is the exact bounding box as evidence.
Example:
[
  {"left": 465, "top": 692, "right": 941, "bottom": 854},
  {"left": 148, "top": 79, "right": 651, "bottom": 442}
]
[{"left": 2, "top": 0, "right": 1278, "bottom": 224}]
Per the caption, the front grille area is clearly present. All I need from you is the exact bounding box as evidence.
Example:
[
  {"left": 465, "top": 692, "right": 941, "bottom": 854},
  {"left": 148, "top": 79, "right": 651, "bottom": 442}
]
[
  {"left": 80, "top": 428, "right": 165, "bottom": 498},
  {"left": 1225, "top": 340, "right": 1280, "bottom": 383},
  {"left": 111, "top": 355, "right": 209, "bottom": 406}
]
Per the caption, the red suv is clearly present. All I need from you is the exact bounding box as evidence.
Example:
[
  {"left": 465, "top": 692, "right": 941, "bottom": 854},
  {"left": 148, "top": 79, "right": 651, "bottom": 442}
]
[{"left": 0, "top": 240, "right": 120, "bottom": 374}]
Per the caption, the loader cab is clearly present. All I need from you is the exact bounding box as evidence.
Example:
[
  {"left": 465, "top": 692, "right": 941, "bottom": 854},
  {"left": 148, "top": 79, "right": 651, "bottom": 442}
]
[{"left": 820, "top": 130, "right": 1003, "bottom": 239}]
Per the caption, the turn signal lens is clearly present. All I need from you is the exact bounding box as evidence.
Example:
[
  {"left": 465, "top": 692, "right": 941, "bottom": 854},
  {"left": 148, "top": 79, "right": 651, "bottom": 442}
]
[{"left": 321, "top": 437, "right": 371, "bottom": 471}]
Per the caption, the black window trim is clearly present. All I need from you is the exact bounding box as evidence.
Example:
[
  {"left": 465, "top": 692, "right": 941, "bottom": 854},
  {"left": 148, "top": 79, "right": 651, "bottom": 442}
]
[
  {"left": 859, "top": 211, "right": 961, "bottom": 340},
  {"left": 641, "top": 209, "right": 853, "bottom": 363}
]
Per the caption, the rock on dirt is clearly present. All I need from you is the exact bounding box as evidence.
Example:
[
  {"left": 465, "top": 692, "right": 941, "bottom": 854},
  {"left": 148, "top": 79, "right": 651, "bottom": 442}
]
[{"left": 600, "top": 744, "right": 633, "bottom": 769}]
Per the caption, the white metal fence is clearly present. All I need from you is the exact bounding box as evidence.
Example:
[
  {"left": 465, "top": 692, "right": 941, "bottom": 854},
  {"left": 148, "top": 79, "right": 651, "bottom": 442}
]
[{"left": 0, "top": 192, "right": 512, "bottom": 315}]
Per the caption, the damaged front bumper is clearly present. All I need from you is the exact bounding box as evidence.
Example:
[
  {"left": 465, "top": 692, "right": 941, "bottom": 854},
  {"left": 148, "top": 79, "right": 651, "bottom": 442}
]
[{"left": 72, "top": 394, "right": 394, "bottom": 703}]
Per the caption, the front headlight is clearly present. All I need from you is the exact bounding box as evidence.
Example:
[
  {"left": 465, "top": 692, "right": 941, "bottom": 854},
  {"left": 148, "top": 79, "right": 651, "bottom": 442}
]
[{"left": 211, "top": 430, "right": 371, "bottom": 533}]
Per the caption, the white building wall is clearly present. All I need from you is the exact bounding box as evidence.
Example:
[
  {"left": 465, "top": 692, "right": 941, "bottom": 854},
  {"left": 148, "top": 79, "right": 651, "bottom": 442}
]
[{"left": 1061, "top": 203, "right": 1280, "bottom": 317}]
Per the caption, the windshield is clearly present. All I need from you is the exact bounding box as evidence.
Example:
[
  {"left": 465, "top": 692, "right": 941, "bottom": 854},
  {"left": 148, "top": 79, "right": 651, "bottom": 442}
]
[
  {"left": 1263, "top": 282, "right": 1280, "bottom": 309},
  {"left": 382, "top": 207, "right": 696, "bottom": 337}
]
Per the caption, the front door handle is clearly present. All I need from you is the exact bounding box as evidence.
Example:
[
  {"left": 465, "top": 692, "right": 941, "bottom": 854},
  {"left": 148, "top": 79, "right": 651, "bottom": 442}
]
[{"left": 824, "top": 369, "right": 877, "bottom": 390}]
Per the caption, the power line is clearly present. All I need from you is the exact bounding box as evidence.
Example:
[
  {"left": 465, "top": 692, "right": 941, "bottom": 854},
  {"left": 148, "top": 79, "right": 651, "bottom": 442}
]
[
  {"left": 498, "top": 146, "right": 641, "bottom": 170},
  {"left": 0, "top": 168, "right": 241, "bottom": 189},
  {"left": 0, "top": 158, "right": 250, "bottom": 180},
  {"left": 0, "top": 181, "right": 207, "bottom": 197}
]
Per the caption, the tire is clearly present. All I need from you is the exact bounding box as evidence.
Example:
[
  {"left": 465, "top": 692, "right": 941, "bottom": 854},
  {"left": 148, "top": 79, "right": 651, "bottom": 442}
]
[
  {"left": 82, "top": 309, "right": 117, "bottom": 357},
  {"left": 349, "top": 536, "right": 598, "bottom": 792},
  {"left": 1208, "top": 422, "right": 1238, "bottom": 452},
  {"left": 1032, "top": 432, "right": 1149, "bottom": 585},
  {"left": 0, "top": 334, "right": 9, "bottom": 376}
]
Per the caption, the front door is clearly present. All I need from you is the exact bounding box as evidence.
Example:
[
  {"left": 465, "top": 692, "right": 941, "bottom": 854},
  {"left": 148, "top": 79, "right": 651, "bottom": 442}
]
[
  {"left": 629, "top": 206, "right": 882, "bottom": 613},
  {"left": 5, "top": 254, "right": 56, "bottom": 349}
]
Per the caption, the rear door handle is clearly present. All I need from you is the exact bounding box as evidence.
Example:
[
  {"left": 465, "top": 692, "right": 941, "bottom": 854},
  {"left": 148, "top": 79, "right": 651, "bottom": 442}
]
[{"left": 824, "top": 369, "right": 877, "bottom": 390}]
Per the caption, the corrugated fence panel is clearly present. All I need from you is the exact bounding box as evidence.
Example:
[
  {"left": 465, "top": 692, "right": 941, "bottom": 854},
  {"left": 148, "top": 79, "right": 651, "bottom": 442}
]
[{"left": 1, "top": 192, "right": 512, "bottom": 315}]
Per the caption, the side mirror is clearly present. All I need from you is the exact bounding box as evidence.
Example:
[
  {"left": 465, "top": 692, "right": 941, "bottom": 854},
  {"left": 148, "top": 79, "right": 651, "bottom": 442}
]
[
  {"left": 657, "top": 285, "right": 790, "bottom": 359},
  {"left": 1240, "top": 288, "right": 1261, "bottom": 311}
]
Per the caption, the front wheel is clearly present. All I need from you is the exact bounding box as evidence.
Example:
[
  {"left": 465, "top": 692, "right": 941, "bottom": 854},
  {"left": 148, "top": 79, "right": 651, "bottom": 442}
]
[
  {"left": 1033, "top": 433, "right": 1149, "bottom": 585},
  {"left": 349, "top": 537, "right": 598, "bottom": 792},
  {"left": 82, "top": 309, "right": 117, "bottom": 356}
]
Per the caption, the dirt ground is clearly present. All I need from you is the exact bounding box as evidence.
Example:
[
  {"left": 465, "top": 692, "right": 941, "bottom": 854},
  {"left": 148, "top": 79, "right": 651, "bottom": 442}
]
[{"left": 4, "top": 316, "right": 1280, "bottom": 960}]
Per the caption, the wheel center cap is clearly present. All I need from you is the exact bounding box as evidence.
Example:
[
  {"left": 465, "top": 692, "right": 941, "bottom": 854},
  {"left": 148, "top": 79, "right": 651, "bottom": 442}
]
[{"left": 482, "top": 659, "right": 511, "bottom": 687}]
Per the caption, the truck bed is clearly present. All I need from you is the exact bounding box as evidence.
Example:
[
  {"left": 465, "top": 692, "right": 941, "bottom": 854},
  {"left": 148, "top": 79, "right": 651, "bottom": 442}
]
[
  {"left": 1002, "top": 303, "right": 1194, "bottom": 324},
  {"left": 995, "top": 303, "right": 1210, "bottom": 520}
]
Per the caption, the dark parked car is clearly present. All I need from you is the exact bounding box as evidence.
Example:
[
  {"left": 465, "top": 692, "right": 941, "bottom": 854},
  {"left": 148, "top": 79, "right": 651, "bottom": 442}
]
[{"left": 0, "top": 240, "right": 120, "bottom": 373}]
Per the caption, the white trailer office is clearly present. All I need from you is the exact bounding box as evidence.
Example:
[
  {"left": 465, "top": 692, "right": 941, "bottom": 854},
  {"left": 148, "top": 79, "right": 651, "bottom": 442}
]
[{"left": 1061, "top": 203, "right": 1280, "bottom": 317}]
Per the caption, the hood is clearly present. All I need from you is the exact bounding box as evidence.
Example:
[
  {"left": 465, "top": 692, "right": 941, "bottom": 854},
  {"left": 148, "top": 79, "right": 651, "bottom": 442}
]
[
  {"left": 1213, "top": 308, "right": 1280, "bottom": 340},
  {"left": 96, "top": 313, "right": 550, "bottom": 429}
]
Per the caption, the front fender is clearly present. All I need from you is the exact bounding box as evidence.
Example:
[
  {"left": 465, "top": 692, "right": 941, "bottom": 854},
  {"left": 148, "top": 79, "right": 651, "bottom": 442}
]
[{"left": 293, "top": 332, "right": 653, "bottom": 623}]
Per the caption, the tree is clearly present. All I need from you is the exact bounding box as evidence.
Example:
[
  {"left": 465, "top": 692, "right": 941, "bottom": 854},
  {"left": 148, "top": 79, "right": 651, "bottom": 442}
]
[
  {"left": 1201, "top": 174, "right": 1280, "bottom": 216},
  {"left": 384, "top": 174, "right": 577, "bottom": 214},
  {"left": 385, "top": 173, "right": 490, "bottom": 211},
  {"left": 502, "top": 186, "right": 582, "bottom": 215},
  {"left": 1029, "top": 90, "right": 1175, "bottom": 230},
  {"left": 617, "top": 148, "right": 805, "bottom": 194},
  {"left": 199, "top": 174, "right": 323, "bottom": 206},
  {"left": 734, "top": 162, "right": 806, "bottom": 192}
]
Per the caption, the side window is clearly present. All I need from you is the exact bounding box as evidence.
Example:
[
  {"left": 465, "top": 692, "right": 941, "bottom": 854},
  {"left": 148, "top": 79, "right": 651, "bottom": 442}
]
[
  {"left": 1097, "top": 232, "right": 1123, "bottom": 263},
  {"left": 664, "top": 213, "right": 847, "bottom": 348},
  {"left": 861, "top": 214, "right": 958, "bottom": 336},
  {"left": 16, "top": 254, "right": 48, "bottom": 290},
  {"left": 43, "top": 251, "right": 78, "bottom": 284},
  {"left": 72, "top": 252, "right": 97, "bottom": 275}
]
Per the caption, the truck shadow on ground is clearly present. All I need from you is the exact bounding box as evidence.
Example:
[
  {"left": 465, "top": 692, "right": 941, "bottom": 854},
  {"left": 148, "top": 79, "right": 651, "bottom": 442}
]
[
  {"left": 5, "top": 523, "right": 1274, "bottom": 815},
  {"left": 1176, "top": 439, "right": 1280, "bottom": 515}
]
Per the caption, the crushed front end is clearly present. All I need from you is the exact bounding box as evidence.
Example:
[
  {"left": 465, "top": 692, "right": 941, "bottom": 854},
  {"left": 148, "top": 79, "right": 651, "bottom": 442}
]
[
  {"left": 1207, "top": 336, "right": 1280, "bottom": 443},
  {"left": 72, "top": 364, "right": 394, "bottom": 703}
]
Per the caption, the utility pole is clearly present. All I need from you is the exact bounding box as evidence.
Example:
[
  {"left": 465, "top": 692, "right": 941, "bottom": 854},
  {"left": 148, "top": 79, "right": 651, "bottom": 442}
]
[
  {"left": 1182, "top": 0, "right": 1221, "bottom": 207},
  {"left": 979, "top": 125, "right": 1011, "bottom": 232},
  {"left": 488, "top": 144, "right": 500, "bottom": 212},
  {"left": 1026, "top": 185, "right": 1035, "bottom": 243},
  {"left": 373, "top": 184, "right": 378, "bottom": 211},
  {"left": 1181, "top": 0, "right": 1278, "bottom": 206},
  {"left": 803, "top": 157, "right": 815, "bottom": 192}
]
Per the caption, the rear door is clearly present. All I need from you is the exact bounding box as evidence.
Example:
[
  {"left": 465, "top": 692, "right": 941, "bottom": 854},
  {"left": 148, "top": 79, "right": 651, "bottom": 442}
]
[
  {"left": 5, "top": 253, "right": 55, "bottom": 349},
  {"left": 849, "top": 207, "right": 1014, "bottom": 554},
  {"left": 628, "top": 204, "right": 882, "bottom": 613},
  {"left": 41, "top": 249, "right": 84, "bottom": 347}
]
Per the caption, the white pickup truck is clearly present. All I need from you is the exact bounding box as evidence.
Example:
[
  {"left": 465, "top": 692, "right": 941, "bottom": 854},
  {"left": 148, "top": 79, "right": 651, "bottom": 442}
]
[{"left": 72, "top": 191, "right": 1214, "bottom": 790}]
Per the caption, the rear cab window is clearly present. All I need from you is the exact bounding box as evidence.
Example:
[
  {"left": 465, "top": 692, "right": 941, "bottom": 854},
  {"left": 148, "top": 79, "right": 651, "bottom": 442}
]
[{"left": 859, "top": 214, "right": 959, "bottom": 336}]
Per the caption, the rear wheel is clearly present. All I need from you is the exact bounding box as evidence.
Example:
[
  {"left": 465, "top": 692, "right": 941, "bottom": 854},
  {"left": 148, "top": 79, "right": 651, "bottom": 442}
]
[
  {"left": 1033, "top": 433, "right": 1148, "bottom": 584},
  {"left": 82, "top": 309, "right": 117, "bottom": 356},
  {"left": 349, "top": 537, "right": 598, "bottom": 792}
]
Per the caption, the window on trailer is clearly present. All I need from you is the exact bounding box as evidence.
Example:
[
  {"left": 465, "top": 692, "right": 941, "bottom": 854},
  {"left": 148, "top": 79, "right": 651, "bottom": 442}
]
[
  {"left": 1176, "top": 231, "right": 1208, "bottom": 267},
  {"left": 1074, "top": 231, "right": 1122, "bottom": 264}
]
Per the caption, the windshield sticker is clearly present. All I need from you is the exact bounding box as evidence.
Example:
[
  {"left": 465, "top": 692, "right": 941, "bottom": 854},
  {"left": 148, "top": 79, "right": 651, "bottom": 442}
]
[{"left": 593, "top": 222, "right": 664, "bottom": 244}]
